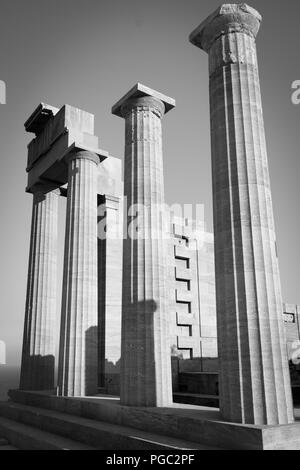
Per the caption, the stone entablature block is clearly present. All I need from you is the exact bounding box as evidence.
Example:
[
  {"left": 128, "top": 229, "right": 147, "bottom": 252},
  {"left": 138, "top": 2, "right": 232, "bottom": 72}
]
[{"left": 25, "top": 103, "right": 108, "bottom": 193}]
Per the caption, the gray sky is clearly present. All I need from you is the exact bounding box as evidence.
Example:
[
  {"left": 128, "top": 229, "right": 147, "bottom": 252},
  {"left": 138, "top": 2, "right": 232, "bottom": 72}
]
[{"left": 0, "top": 0, "right": 299, "bottom": 366}]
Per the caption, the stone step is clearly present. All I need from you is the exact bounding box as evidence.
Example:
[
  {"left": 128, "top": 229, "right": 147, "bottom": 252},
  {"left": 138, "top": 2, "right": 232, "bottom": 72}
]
[
  {"left": 174, "top": 392, "right": 219, "bottom": 408},
  {"left": 0, "top": 402, "right": 215, "bottom": 450},
  {"left": 0, "top": 445, "right": 18, "bottom": 450},
  {"left": 0, "top": 416, "right": 95, "bottom": 450},
  {"left": 8, "top": 390, "right": 227, "bottom": 448},
  {"left": 7, "top": 390, "right": 300, "bottom": 450},
  {"left": 0, "top": 436, "right": 17, "bottom": 449}
]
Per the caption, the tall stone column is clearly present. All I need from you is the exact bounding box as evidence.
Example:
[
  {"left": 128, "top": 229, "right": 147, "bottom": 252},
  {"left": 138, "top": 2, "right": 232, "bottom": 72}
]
[
  {"left": 20, "top": 187, "right": 59, "bottom": 391},
  {"left": 112, "top": 84, "right": 175, "bottom": 406},
  {"left": 189, "top": 4, "right": 294, "bottom": 425},
  {"left": 58, "top": 150, "right": 99, "bottom": 397},
  {"left": 98, "top": 195, "right": 123, "bottom": 393}
]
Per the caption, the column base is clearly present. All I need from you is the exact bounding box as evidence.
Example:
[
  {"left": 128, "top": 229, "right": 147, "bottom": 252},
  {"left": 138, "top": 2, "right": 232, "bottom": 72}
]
[{"left": 6, "top": 389, "right": 300, "bottom": 450}]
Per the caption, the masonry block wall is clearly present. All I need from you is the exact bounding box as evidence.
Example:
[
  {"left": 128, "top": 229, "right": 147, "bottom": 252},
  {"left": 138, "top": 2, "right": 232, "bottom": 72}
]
[{"left": 166, "top": 215, "right": 218, "bottom": 392}]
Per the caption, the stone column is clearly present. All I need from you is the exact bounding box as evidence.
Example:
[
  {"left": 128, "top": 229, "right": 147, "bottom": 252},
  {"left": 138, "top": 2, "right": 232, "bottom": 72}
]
[
  {"left": 189, "top": 4, "right": 294, "bottom": 425},
  {"left": 98, "top": 195, "right": 123, "bottom": 393},
  {"left": 20, "top": 187, "right": 59, "bottom": 391},
  {"left": 112, "top": 84, "right": 175, "bottom": 406},
  {"left": 58, "top": 150, "right": 99, "bottom": 397}
]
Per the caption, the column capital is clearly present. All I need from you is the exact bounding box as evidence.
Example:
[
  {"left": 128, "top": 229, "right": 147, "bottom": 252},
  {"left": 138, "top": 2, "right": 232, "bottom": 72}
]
[
  {"left": 68, "top": 150, "right": 100, "bottom": 166},
  {"left": 112, "top": 83, "right": 175, "bottom": 119},
  {"left": 122, "top": 96, "right": 166, "bottom": 119},
  {"left": 189, "top": 3, "right": 262, "bottom": 53}
]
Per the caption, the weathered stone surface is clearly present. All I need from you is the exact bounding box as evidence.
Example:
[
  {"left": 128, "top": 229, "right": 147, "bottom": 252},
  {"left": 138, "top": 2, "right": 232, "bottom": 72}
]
[
  {"left": 20, "top": 188, "right": 59, "bottom": 391},
  {"left": 166, "top": 216, "right": 217, "bottom": 368},
  {"left": 0, "top": 400, "right": 209, "bottom": 450},
  {"left": 112, "top": 85, "right": 175, "bottom": 406},
  {"left": 98, "top": 194, "right": 123, "bottom": 394},
  {"left": 58, "top": 151, "right": 99, "bottom": 397},
  {"left": 112, "top": 83, "right": 175, "bottom": 117},
  {"left": 22, "top": 102, "right": 125, "bottom": 399},
  {"left": 25, "top": 103, "right": 108, "bottom": 193},
  {"left": 189, "top": 3, "right": 261, "bottom": 53},
  {"left": 190, "top": 4, "right": 294, "bottom": 425},
  {"left": 7, "top": 390, "right": 300, "bottom": 450}
]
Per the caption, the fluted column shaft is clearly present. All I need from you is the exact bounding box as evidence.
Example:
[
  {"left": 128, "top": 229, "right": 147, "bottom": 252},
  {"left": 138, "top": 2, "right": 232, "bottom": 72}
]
[
  {"left": 120, "top": 96, "right": 172, "bottom": 406},
  {"left": 58, "top": 151, "right": 99, "bottom": 397},
  {"left": 190, "top": 5, "right": 294, "bottom": 425},
  {"left": 20, "top": 188, "right": 59, "bottom": 390}
]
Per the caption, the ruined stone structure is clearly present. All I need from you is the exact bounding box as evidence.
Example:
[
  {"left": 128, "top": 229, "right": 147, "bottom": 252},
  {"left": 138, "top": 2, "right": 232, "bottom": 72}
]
[
  {"left": 58, "top": 150, "right": 100, "bottom": 396},
  {"left": 9, "top": 3, "right": 300, "bottom": 451},
  {"left": 189, "top": 4, "right": 294, "bottom": 425},
  {"left": 20, "top": 186, "right": 59, "bottom": 391},
  {"left": 167, "top": 216, "right": 217, "bottom": 370},
  {"left": 100, "top": 211, "right": 218, "bottom": 396},
  {"left": 112, "top": 84, "right": 175, "bottom": 407},
  {"left": 19, "top": 103, "right": 123, "bottom": 397},
  {"left": 19, "top": 98, "right": 218, "bottom": 402},
  {"left": 97, "top": 192, "right": 123, "bottom": 393}
]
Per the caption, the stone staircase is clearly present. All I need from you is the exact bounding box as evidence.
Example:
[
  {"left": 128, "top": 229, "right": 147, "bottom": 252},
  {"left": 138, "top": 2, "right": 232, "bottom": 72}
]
[
  {"left": 0, "top": 436, "right": 17, "bottom": 450},
  {"left": 0, "top": 415, "right": 92, "bottom": 450},
  {"left": 2, "top": 390, "right": 298, "bottom": 449},
  {"left": 0, "top": 398, "right": 220, "bottom": 450},
  {"left": 173, "top": 372, "right": 219, "bottom": 407}
]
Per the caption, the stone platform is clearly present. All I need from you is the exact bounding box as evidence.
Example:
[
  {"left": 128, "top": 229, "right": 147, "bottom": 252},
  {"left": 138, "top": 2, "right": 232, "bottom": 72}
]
[{"left": 1, "top": 390, "right": 300, "bottom": 450}]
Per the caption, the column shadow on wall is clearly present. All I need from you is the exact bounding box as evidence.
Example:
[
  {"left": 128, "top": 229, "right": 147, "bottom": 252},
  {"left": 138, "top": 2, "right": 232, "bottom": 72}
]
[
  {"left": 120, "top": 299, "right": 158, "bottom": 406},
  {"left": 85, "top": 325, "right": 98, "bottom": 396},
  {"left": 19, "top": 354, "right": 55, "bottom": 391}
]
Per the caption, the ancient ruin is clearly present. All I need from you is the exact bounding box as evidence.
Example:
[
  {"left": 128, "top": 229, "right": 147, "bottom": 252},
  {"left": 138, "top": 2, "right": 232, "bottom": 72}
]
[
  {"left": 0, "top": 3, "right": 299, "bottom": 450},
  {"left": 189, "top": 3, "right": 294, "bottom": 426}
]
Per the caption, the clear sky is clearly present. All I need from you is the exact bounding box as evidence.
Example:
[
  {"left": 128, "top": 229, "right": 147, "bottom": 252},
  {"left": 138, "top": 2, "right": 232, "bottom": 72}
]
[{"left": 0, "top": 0, "right": 299, "bottom": 367}]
